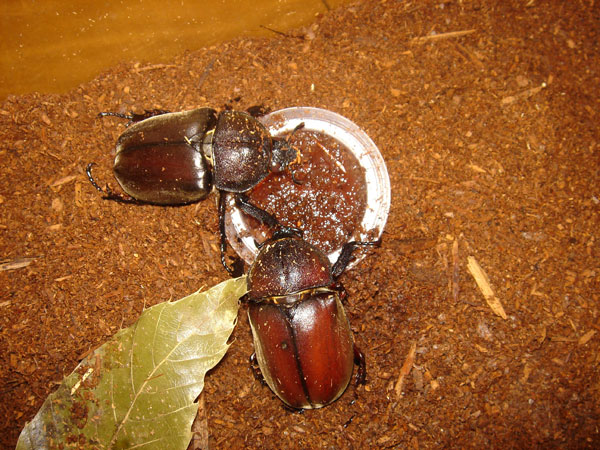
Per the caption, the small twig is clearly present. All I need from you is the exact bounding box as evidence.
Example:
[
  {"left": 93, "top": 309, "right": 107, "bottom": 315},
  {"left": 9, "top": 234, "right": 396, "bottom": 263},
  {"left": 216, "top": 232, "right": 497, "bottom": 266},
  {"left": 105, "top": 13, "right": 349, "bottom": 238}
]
[
  {"left": 404, "top": 176, "right": 443, "bottom": 184},
  {"left": 394, "top": 237, "right": 437, "bottom": 253},
  {"left": 451, "top": 238, "right": 460, "bottom": 302},
  {"left": 70, "top": 368, "right": 94, "bottom": 395},
  {"left": 133, "top": 63, "right": 177, "bottom": 73},
  {"left": 412, "top": 29, "right": 476, "bottom": 43},
  {"left": 260, "top": 25, "right": 305, "bottom": 40},
  {"left": 395, "top": 342, "right": 417, "bottom": 399},
  {"left": 50, "top": 174, "right": 79, "bottom": 187},
  {"left": 501, "top": 82, "right": 547, "bottom": 105},
  {"left": 454, "top": 42, "right": 485, "bottom": 69}
]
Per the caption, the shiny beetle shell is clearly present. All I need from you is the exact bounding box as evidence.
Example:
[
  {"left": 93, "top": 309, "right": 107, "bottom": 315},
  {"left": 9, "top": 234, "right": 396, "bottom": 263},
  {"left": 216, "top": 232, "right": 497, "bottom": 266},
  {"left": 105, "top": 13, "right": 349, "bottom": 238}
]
[
  {"left": 113, "top": 108, "right": 217, "bottom": 205},
  {"left": 89, "top": 106, "right": 302, "bottom": 276},
  {"left": 248, "top": 292, "right": 355, "bottom": 409},
  {"left": 211, "top": 110, "right": 273, "bottom": 193},
  {"left": 247, "top": 237, "right": 333, "bottom": 301},
  {"left": 247, "top": 236, "right": 356, "bottom": 409}
]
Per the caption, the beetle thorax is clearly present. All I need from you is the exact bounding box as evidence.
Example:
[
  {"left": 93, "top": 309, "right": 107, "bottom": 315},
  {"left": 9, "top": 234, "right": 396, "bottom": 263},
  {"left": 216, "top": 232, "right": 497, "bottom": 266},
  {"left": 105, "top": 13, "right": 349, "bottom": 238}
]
[{"left": 247, "top": 237, "right": 334, "bottom": 301}]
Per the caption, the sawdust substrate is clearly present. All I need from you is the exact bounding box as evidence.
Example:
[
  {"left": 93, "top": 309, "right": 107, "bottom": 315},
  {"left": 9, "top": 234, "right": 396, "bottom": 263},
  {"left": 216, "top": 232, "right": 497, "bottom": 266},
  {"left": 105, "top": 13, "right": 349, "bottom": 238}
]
[{"left": 1, "top": 0, "right": 599, "bottom": 448}]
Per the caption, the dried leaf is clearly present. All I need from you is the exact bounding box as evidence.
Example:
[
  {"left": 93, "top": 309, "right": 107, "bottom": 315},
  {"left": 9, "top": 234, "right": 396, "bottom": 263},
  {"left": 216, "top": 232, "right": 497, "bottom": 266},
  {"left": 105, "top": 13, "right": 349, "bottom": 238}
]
[
  {"left": 188, "top": 393, "right": 208, "bottom": 450},
  {"left": 17, "top": 276, "right": 246, "bottom": 450},
  {"left": 467, "top": 256, "right": 507, "bottom": 319}
]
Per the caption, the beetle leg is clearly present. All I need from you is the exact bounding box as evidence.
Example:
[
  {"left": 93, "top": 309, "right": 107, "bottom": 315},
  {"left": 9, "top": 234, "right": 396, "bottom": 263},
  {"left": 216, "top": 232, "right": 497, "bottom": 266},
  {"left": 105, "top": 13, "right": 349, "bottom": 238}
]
[
  {"left": 331, "top": 281, "right": 349, "bottom": 304},
  {"left": 245, "top": 105, "right": 270, "bottom": 117},
  {"left": 286, "top": 123, "right": 306, "bottom": 186},
  {"left": 97, "top": 109, "right": 170, "bottom": 127},
  {"left": 353, "top": 345, "right": 367, "bottom": 385},
  {"left": 235, "top": 194, "right": 304, "bottom": 244},
  {"left": 331, "top": 240, "right": 381, "bottom": 279},
  {"left": 234, "top": 193, "right": 279, "bottom": 228},
  {"left": 85, "top": 163, "right": 143, "bottom": 204},
  {"left": 249, "top": 353, "right": 267, "bottom": 385},
  {"left": 217, "top": 192, "right": 245, "bottom": 276}
]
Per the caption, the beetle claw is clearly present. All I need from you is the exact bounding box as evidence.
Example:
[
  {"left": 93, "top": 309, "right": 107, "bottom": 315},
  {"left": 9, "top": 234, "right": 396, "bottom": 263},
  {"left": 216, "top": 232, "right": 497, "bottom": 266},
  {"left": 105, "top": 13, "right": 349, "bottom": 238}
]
[
  {"left": 227, "top": 256, "right": 245, "bottom": 277},
  {"left": 249, "top": 353, "right": 267, "bottom": 385},
  {"left": 332, "top": 240, "right": 381, "bottom": 279},
  {"left": 282, "top": 404, "right": 305, "bottom": 414},
  {"left": 353, "top": 345, "right": 367, "bottom": 385}
]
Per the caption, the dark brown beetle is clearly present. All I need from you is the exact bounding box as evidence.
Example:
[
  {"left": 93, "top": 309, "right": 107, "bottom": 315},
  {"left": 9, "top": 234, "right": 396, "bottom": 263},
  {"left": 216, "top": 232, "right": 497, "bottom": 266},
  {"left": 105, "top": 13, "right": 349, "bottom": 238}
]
[
  {"left": 86, "top": 108, "right": 301, "bottom": 275},
  {"left": 246, "top": 232, "right": 377, "bottom": 409}
]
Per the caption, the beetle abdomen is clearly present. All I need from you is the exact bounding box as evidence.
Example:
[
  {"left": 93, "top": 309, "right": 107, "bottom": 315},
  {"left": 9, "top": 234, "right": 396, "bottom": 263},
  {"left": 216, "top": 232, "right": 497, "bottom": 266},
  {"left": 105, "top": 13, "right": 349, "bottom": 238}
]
[
  {"left": 112, "top": 108, "right": 217, "bottom": 204},
  {"left": 248, "top": 292, "right": 355, "bottom": 409},
  {"left": 114, "top": 144, "right": 211, "bottom": 204}
]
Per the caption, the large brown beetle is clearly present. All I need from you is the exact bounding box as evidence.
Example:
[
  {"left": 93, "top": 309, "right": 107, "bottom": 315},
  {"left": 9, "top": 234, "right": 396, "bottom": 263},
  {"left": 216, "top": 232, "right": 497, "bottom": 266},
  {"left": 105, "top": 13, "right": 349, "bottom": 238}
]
[
  {"left": 86, "top": 108, "right": 302, "bottom": 275},
  {"left": 246, "top": 231, "right": 378, "bottom": 409}
]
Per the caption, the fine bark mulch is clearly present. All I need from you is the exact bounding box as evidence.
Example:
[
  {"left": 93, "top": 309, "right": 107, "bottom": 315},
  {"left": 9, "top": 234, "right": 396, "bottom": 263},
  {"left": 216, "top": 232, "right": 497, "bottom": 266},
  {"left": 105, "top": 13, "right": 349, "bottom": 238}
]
[{"left": 1, "top": 0, "right": 598, "bottom": 448}]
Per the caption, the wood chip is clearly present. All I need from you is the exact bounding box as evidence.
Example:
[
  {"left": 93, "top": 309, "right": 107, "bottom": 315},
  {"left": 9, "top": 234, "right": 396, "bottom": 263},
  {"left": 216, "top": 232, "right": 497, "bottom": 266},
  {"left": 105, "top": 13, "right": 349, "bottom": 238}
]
[
  {"left": 578, "top": 330, "right": 596, "bottom": 346},
  {"left": 468, "top": 163, "right": 487, "bottom": 173},
  {"left": 40, "top": 112, "right": 52, "bottom": 125},
  {"left": 500, "top": 83, "right": 547, "bottom": 105},
  {"left": 0, "top": 257, "right": 34, "bottom": 271},
  {"left": 395, "top": 341, "right": 417, "bottom": 399},
  {"left": 467, "top": 256, "right": 507, "bottom": 319},
  {"left": 412, "top": 29, "right": 476, "bottom": 43},
  {"left": 521, "top": 363, "right": 532, "bottom": 383},
  {"left": 50, "top": 174, "right": 79, "bottom": 187},
  {"left": 395, "top": 237, "right": 437, "bottom": 253},
  {"left": 452, "top": 238, "right": 460, "bottom": 302}
]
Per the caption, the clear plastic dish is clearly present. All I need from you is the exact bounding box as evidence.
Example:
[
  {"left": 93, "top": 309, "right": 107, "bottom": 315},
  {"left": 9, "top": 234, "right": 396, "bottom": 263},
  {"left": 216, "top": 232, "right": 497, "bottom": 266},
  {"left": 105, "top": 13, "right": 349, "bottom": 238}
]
[{"left": 224, "top": 107, "right": 391, "bottom": 268}]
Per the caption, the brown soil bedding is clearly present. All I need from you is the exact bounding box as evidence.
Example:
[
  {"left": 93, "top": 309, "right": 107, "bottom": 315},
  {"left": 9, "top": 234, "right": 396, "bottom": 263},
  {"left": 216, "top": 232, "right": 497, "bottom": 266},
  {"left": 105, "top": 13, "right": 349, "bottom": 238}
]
[{"left": 1, "top": 0, "right": 599, "bottom": 448}]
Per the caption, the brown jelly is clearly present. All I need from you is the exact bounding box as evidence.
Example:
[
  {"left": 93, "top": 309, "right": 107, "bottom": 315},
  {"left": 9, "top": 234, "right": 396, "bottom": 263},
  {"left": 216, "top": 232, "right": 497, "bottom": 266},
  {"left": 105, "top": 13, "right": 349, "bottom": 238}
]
[{"left": 247, "top": 129, "right": 368, "bottom": 254}]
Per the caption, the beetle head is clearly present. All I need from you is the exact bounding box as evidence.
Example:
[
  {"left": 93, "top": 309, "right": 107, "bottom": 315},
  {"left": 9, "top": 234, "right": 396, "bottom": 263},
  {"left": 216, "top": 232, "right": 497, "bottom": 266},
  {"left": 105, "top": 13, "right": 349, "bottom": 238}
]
[
  {"left": 270, "top": 139, "right": 297, "bottom": 173},
  {"left": 270, "top": 122, "right": 305, "bottom": 183}
]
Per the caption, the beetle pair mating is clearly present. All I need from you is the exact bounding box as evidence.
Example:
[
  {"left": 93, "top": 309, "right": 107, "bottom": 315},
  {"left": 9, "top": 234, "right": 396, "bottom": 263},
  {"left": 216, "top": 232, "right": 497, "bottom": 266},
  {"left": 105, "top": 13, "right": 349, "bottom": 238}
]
[{"left": 88, "top": 107, "right": 378, "bottom": 409}]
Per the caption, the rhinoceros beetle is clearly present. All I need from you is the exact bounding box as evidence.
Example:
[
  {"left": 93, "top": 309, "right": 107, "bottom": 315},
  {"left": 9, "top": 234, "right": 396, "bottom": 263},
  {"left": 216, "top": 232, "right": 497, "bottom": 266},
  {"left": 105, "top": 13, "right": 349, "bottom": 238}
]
[
  {"left": 86, "top": 107, "right": 302, "bottom": 276},
  {"left": 246, "top": 231, "right": 378, "bottom": 409}
]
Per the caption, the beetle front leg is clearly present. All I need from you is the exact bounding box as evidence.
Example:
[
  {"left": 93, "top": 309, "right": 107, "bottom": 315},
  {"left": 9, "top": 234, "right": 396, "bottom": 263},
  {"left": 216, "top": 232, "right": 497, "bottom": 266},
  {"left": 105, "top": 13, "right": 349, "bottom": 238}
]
[
  {"left": 234, "top": 193, "right": 279, "bottom": 228},
  {"left": 249, "top": 353, "right": 266, "bottom": 385},
  {"left": 235, "top": 193, "right": 302, "bottom": 239},
  {"left": 218, "top": 192, "right": 245, "bottom": 277}
]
